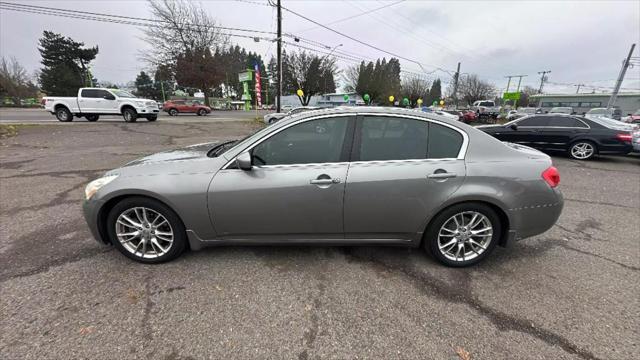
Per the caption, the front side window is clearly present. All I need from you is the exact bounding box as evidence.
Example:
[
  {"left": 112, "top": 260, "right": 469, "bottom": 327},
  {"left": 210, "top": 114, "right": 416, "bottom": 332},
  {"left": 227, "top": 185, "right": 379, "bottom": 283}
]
[
  {"left": 518, "top": 116, "right": 550, "bottom": 127},
  {"left": 358, "top": 116, "right": 463, "bottom": 161},
  {"left": 251, "top": 117, "right": 349, "bottom": 166}
]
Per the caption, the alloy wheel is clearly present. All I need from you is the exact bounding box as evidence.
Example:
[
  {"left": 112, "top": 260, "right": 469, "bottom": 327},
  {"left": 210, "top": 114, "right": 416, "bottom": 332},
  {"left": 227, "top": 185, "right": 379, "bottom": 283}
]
[
  {"left": 437, "top": 211, "right": 493, "bottom": 262},
  {"left": 571, "top": 142, "right": 594, "bottom": 159},
  {"left": 115, "top": 207, "right": 174, "bottom": 259}
]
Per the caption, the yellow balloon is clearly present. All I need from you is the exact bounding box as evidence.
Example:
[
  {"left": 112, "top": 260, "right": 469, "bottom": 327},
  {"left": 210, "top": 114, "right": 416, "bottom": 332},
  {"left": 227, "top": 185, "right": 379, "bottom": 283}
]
[
  {"left": 389, "top": 95, "right": 395, "bottom": 103},
  {"left": 417, "top": 98, "right": 423, "bottom": 105},
  {"left": 439, "top": 100, "right": 445, "bottom": 106},
  {"left": 297, "top": 89, "right": 304, "bottom": 97}
]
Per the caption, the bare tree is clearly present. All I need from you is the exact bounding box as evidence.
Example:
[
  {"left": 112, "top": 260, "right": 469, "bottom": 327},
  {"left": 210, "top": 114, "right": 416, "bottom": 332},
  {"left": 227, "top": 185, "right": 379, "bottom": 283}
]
[
  {"left": 142, "top": 0, "right": 228, "bottom": 68},
  {"left": 457, "top": 74, "right": 496, "bottom": 106},
  {"left": 342, "top": 65, "right": 359, "bottom": 93},
  {"left": 401, "top": 75, "right": 430, "bottom": 107},
  {"left": 0, "top": 57, "right": 38, "bottom": 103}
]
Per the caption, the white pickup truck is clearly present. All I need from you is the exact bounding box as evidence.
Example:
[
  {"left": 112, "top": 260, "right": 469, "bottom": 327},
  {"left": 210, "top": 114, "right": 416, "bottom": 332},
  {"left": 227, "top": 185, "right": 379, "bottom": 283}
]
[
  {"left": 471, "top": 100, "right": 501, "bottom": 119},
  {"left": 43, "top": 88, "right": 159, "bottom": 122}
]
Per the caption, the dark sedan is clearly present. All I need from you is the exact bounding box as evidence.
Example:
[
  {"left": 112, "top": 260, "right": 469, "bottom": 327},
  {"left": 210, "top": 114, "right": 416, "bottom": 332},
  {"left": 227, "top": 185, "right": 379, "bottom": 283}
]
[{"left": 478, "top": 114, "right": 634, "bottom": 160}]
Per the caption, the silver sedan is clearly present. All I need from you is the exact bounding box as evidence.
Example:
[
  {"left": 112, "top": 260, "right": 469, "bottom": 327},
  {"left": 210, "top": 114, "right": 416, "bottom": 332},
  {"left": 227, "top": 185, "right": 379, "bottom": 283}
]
[{"left": 83, "top": 107, "right": 563, "bottom": 267}]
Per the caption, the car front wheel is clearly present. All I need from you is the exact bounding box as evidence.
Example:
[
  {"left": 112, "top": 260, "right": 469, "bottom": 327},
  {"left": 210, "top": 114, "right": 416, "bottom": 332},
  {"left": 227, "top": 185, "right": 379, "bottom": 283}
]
[
  {"left": 147, "top": 115, "right": 158, "bottom": 122},
  {"left": 424, "top": 203, "right": 501, "bottom": 267},
  {"left": 85, "top": 114, "right": 99, "bottom": 122},
  {"left": 123, "top": 108, "right": 137, "bottom": 123},
  {"left": 569, "top": 141, "right": 596, "bottom": 160},
  {"left": 197, "top": 109, "right": 207, "bottom": 116},
  {"left": 106, "top": 197, "right": 187, "bottom": 263}
]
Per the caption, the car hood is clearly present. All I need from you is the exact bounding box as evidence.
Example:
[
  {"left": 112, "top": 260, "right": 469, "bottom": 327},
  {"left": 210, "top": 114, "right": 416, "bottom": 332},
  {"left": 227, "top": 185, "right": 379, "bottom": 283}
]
[{"left": 122, "top": 141, "right": 223, "bottom": 167}]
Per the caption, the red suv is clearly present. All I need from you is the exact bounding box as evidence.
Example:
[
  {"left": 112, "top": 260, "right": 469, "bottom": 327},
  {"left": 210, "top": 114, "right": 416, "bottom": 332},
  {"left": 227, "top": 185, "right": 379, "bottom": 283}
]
[{"left": 163, "top": 100, "right": 211, "bottom": 116}]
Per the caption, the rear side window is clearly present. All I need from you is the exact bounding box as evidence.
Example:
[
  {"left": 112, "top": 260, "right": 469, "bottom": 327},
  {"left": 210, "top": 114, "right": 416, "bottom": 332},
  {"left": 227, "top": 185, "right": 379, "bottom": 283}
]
[
  {"left": 358, "top": 116, "right": 463, "bottom": 161},
  {"left": 81, "top": 89, "right": 99, "bottom": 98},
  {"left": 548, "top": 116, "right": 587, "bottom": 128},
  {"left": 518, "top": 116, "right": 550, "bottom": 127},
  {"left": 428, "top": 123, "right": 463, "bottom": 158}
]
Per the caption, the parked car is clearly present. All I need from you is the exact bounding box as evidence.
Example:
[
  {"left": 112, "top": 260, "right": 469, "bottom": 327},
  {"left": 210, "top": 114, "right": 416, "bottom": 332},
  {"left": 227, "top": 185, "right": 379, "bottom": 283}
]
[
  {"left": 585, "top": 107, "right": 622, "bottom": 121},
  {"left": 163, "top": 100, "right": 211, "bottom": 116},
  {"left": 43, "top": 88, "right": 159, "bottom": 122},
  {"left": 460, "top": 110, "right": 478, "bottom": 124},
  {"left": 263, "top": 106, "right": 319, "bottom": 124},
  {"left": 633, "top": 130, "right": 640, "bottom": 152},
  {"left": 83, "top": 107, "right": 563, "bottom": 267},
  {"left": 478, "top": 114, "right": 633, "bottom": 160},
  {"left": 623, "top": 109, "right": 640, "bottom": 124},
  {"left": 471, "top": 100, "right": 500, "bottom": 119},
  {"left": 549, "top": 107, "right": 574, "bottom": 115},
  {"left": 434, "top": 110, "right": 461, "bottom": 121},
  {"left": 518, "top": 107, "right": 542, "bottom": 115}
]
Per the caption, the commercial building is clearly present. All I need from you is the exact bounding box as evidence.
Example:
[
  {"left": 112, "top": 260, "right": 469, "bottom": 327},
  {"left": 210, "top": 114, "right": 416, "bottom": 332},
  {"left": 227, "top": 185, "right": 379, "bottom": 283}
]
[
  {"left": 280, "top": 92, "right": 363, "bottom": 108},
  {"left": 530, "top": 93, "right": 640, "bottom": 115}
]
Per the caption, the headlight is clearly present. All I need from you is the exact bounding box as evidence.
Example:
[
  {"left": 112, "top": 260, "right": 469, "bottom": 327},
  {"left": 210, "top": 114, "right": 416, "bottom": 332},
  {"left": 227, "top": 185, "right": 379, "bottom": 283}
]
[{"left": 85, "top": 175, "right": 118, "bottom": 200}]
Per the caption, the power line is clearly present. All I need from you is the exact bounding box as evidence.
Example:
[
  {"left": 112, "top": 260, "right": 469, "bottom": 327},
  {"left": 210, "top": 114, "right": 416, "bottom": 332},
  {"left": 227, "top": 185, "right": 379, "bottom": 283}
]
[
  {"left": 279, "top": 3, "right": 455, "bottom": 76},
  {"left": 0, "top": 2, "right": 277, "bottom": 35},
  {"left": 294, "top": 0, "right": 406, "bottom": 33}
]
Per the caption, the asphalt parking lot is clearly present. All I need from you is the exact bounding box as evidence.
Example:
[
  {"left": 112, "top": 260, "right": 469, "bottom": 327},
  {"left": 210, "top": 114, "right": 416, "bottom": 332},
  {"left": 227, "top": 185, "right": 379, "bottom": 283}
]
[{"left": 1, "top": 116, "right": 638, "bottom": 359}]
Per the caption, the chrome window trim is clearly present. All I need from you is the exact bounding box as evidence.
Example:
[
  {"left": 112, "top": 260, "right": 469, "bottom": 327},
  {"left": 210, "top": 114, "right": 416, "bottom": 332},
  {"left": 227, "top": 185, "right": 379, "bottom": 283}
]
[{"left": 222, "top": 112, "right": 469, "bottom": 170}]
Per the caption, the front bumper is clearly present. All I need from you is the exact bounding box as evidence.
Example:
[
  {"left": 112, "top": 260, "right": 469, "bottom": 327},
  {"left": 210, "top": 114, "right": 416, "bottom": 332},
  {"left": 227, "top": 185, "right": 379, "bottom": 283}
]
[
  {"left": 82, "top": 198, "right": 109, "bottom": 245},
  {"left": 135, "top": 105, "right": 161, "bottom": 114}
]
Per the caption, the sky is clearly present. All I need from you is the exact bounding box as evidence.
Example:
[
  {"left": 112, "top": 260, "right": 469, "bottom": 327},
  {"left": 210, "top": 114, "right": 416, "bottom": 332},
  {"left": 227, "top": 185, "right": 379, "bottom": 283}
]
[{"left": 1, "top": 0, "right": 639, "bottom": 94}]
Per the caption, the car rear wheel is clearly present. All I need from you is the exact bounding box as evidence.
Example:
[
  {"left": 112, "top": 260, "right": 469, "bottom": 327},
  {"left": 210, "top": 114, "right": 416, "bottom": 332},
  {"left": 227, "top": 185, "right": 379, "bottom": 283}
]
[
  {"left": 85, "top": 114, "right": 99, "bottom": 122},
  {"left": 106, "top": 197, "right": 187, "bottom": 263},
  {"left": 424, "top": 203, "right": 501, "bottom": 267},
  {"left": 123, "top": 108, "right": 137, "bottom": 123},
  {"left": 55, "top": 107, "right": 73, "bottom": 122},
  {"left": 569, "top": 141, "right": 596, "bottom": 160},
  {"left": 168, "top": 108, "right": 178, "bottom": 116}
]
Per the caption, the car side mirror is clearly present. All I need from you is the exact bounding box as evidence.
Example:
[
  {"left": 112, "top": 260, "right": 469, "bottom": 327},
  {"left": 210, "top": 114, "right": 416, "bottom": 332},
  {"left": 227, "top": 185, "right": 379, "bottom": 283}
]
[
  {"left": 103, "top": 95, "right": 116, "bottom": 100},
  {"left": 236, "top": 151, "right": 252, "bottom": 171},
  {"left": 510, "top": 124, "right": 518, "bottom": 130}
]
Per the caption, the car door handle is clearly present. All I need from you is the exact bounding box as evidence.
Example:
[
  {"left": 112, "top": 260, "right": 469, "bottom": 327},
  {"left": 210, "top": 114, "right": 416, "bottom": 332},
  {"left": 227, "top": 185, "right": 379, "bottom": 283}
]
[
  {"left": 427, "top": 172, "right": 457, "bottom": 179},
  {"left": 310, "top": 178, "right": 340, "bottom": 185}
]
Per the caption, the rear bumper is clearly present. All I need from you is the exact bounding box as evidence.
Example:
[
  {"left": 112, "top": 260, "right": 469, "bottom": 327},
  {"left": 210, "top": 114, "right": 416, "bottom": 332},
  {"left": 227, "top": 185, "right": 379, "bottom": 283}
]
[
  {"left": 508, "top": 188, "right": 564, "bottom": 241},
  {"left": 598, "top": 143, "right": 633, "bottom": 155}
]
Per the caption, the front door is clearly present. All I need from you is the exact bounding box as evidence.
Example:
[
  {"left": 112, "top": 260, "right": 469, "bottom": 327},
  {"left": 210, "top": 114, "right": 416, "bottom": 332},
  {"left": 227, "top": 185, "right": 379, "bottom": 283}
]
[
  {"left": 209, "top": 115, "right": 355, "bottom": 240},
  {"left": 500, "top": 115, "right": 550, "bottom": 147},
  {"left": 343, "top": 115, "right": 467, "bottom": 241}
]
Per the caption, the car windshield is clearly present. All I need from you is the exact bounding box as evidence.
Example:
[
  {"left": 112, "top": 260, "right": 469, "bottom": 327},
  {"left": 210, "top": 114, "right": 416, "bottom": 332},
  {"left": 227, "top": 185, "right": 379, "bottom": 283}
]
[{"left": 111, "top": 90, "right": 136, "bottom": 98}]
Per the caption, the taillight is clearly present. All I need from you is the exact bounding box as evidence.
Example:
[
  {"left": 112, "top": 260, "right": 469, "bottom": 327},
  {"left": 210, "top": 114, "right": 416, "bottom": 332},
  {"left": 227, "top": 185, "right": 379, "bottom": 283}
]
[
  {"left": 542, "top": 166, "right": 560, "bottom": 188},
  {"left": 615, "top": 133, "right": 632, "bottom": 143}
]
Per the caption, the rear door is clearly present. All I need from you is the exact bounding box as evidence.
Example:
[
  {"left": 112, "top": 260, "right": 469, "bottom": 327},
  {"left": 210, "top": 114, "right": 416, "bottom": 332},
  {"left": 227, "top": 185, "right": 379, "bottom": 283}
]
[
  {"left": 78, "top": 89, "right": 100, "bottom": 112},
  {"left": 343, "top": 114, "right": 467, "bottom": 242},
  {"left": 538, "top": 116, "right": 590, "bottom": 150}
]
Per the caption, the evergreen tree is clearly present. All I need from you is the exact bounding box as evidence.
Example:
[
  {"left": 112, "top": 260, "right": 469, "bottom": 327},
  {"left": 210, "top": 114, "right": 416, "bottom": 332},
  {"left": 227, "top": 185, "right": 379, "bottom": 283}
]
[
  {"left": 134, "top": 71, "right": 154, "bottom": 99},
  {"left": 38, "top": 31, "right": 98, "bottom": 95},
  {"left": 427, "top": 78, "right": 442, "bottom": 105}
]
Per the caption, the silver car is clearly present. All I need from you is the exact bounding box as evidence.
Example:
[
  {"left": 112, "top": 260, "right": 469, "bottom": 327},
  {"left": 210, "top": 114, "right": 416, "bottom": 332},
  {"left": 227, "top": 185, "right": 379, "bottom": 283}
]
[{"left": 83, "top": 107, "right": 563, "bottom": 267}]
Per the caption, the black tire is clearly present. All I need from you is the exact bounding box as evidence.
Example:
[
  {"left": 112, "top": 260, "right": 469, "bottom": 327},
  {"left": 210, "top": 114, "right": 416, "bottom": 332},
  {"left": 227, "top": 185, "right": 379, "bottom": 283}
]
[
  {"left": 106, "top": 196, "right": 187, "bottom": 264},
  {"left": 197, "top": 109, "right": 207, "bottom": 116},
  {"left": 55, "top": 107, "right": 73, "bottom": 122},
  {"left": 86, "top": 114, "right": 99, "bottom": 122},
  {"left": 568, "top": 140, "right": 597, "bottom": 160},
  {"left": 423, "top": 202, "right": 501, "bottom": 267},
  {"left": 147, "top": 115, "right": 158, "bottom": 122},
  {"left": 168, "top": 108, "right": 178, "bottom": 116},
  {"left": 122, "top": 108, "right": 137, "bottom": 123}
]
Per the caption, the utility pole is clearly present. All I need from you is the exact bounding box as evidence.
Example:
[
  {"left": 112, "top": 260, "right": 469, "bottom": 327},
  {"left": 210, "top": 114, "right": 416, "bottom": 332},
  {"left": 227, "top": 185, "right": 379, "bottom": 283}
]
[
  {"left": 607, "top": 43, "right": 636, "bottom": 110},
  {"left": 537, "top": 70, "right": 551, "bottom": 94},
  {"left": 574, "top": 84, "right": 585, "bottom": 94},
  {"left": 451, "top": 62, "right": 461, "bottom": 108},
  {"left": 276, "top": 0, "right": 282, "bottom": 113}
]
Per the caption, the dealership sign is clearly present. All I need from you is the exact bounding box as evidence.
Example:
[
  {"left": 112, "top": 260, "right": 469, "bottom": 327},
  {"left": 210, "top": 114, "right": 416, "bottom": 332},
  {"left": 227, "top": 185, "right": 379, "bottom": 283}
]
[{"left": 503, "top": 92, "right": 521, "bottom": 100}]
